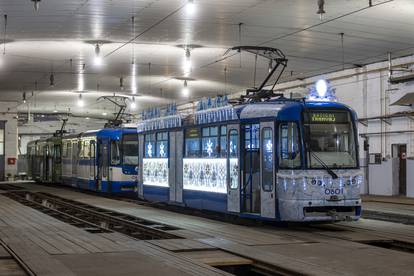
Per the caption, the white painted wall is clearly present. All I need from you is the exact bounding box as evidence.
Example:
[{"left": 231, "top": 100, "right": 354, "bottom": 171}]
[
  {"left": 368, "top": 158, "right": 399, "bottom": 196},
  {"left": 407, "top": 159, "right": 414, "bottom": 197},
  {"left": 0, "top": 103, "right": 19, "bottom": 179}
]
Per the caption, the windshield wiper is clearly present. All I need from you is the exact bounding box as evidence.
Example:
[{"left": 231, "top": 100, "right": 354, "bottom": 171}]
[{"left": 308, "top": 150, "right": 338, "bottom": 179}]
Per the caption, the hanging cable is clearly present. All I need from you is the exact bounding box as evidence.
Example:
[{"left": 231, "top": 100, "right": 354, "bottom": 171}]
[
  {"left": 224, "top": 66, "right": 228, "bottom": 93},
  {"left": 253, "top": 53, "right": 258, "bottom": 88},
  {"left": 340, "top": 32, "right": 345, "bottom": 70},
  {"left": 238, "top": 22, "right": 243, "bottom": 67},
  {"left": 3, "top": 14, "right": 7, "bottom": 55},
  {"left": 131, "top": 16, "right": 135, "bottom": 64}
]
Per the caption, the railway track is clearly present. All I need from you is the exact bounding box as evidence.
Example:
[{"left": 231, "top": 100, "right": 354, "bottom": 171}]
[
  {"left": 1, "top": 189, "right": 311, "bottom": 276},
  {"left": 0, "top": 240, "right": 33, "bottom": 276},
  {"left": 3, "top": 183, "right": 414, "bottom": 276},
  {"left": 3, "top": 191, "right": 181, "bottom": 241}
]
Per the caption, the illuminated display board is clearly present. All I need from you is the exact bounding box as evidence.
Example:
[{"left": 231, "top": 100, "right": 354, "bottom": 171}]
[
  {"left": 143, "top": 158, "right": 169, "bottom": 187},
  {"left": 306, "top": 111, "right": 349, "bottom": 124},
  {"left": 311, "top": 113, "right": 336, "bottom": 123},
  {"left": 183, "top": 158, "right": 227, "bottom": 194},
  {"left": 186, "top": 128, "right": 200, "bottom": 138}
]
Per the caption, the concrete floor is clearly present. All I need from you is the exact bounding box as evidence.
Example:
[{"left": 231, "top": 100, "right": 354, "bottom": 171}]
[{"left": 1, "top": 181, "right": 414, "bottom": 275}]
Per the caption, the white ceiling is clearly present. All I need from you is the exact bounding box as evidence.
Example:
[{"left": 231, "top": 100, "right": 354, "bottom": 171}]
[{"left": 1, "top": 0, "right": 414, "bottom": 119}]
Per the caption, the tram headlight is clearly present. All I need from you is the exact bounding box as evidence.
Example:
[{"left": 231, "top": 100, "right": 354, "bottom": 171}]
[
  {"left": 345, "top": 175, "right": 362, "bottom": 186},
  {"left": 354, "top": 175, "right": 363, "bottom": 187},
  {"left": 306, "top": 177, "right": 323, "bottom": 186}
]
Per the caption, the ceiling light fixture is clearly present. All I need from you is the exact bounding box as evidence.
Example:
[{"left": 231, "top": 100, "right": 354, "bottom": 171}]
[
  {"left": 186, "top": 0, "right": 196, "bottom": 16},
  {"left": 102, "top": 112, "right": 107, "bottom": 116},
  {"left": 95, "top": 43, "right": 100, "bottom": 56},
  {"left": 130, "top": 16, "right": 137, "bottom": 94},
  {"left": 131, "top": 63, "right": 137, "bottom": 94},
  {"left": 2, "top": 15, "right": 7, "bottom": 55},
  {"left": 130, "top": 96, "right": 136, "bottom": 110},
  {"left": 120, "top": 77, "right": 124, "bottom": 90},
  {"left": 22, "top": 92, "right": 26, "bottom": 103},
  {"left": 183, "top": 47, "right": 192, "bottom": 76},
  {"left": 182, "top": 80, "right": 189, "bottom": 97},
  {"left": 49, "top": 73, "right": 55, "bottom": 87},
  {"left": 316, "top": 0, "right": 326, "bottom": 21},
  {"left": 94, "top": 43, "right": 102, "bottom": 66},
  {"left": 77, "top": 93, "right": 84, "bottom": 107},
  {"left": 53, "top": 105, "right": 58, "bottom": 113},
  {"left": 31, "top": 0, "right": 41, "bottom": 12}
]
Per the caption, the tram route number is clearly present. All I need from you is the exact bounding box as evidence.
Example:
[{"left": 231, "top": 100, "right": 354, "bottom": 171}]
[{"left": 324, "top": 188, "right": 343, "bottom": 195}]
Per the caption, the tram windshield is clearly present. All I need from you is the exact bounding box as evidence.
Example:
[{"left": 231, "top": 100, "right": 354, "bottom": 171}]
[
  {"left": 122, "top": 133, "right": 139, "bottom": 165},
  {"left": 304, "top": 110, "right": 357, "bottom": 169}
]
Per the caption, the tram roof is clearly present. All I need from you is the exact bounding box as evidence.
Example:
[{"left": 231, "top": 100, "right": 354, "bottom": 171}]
[{"left": 235, "top": 100, "right": 355, "bottom": 122}]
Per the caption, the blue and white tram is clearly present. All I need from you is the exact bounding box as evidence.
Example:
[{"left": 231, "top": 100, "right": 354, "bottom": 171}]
[
  {"left": 61, "top": 128, "right": 138, "bottom": 195},
  {"left": 137, "top": 99, "right": 362, "bottom": 222}
]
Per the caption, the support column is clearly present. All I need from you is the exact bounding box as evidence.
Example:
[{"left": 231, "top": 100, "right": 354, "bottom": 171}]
[{"left": 0, "top": 103, "right": 18, "bottom": 181}]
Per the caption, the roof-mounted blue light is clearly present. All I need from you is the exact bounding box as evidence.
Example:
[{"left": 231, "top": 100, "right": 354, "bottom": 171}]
[
  {"left": 316, "top": 79, "right": 328, "bottom": 97},
  {"left": 307, "top": 79, "right": 337, "bottom": 102}
]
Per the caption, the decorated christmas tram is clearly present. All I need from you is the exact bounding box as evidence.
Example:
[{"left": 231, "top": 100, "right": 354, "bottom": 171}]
[{"left": 136, "top": 93, "right": 362, "bottom": 222}]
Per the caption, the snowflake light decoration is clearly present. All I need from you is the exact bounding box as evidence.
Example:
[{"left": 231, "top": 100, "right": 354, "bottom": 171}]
[
  {"left": 159, "top": 143, "right": 165, "bottom": 157},
  {"left": 266, "top": 140, "right": 273, "bottom": 153},
  {"left": 206, "top": 139, "right": 213, "bottom": 157},
  {"left": 147, "top": 142, "right": 153, "bottom": 158}
]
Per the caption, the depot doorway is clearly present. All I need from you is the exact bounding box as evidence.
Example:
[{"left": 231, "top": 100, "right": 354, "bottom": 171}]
[{"left": 392, "top": 144, "right": 407, "bottom": 196}]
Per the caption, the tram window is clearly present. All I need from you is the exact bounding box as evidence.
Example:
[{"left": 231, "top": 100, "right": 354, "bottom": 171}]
[
  {"left": 78, "top": 142, "right": 84, "bottom": 158},
  {"left": 83, "top": 141, "right": 90, "bottom": 158},
  {"left": 0, "top": 129, "right": 3, "bottom": 155},
  {"left": 62, "top": 142, "right": 67, "bottom": 158},
  {"left": 145, "top": 134, "right": 156, "bottom": 158},
  {"left": 54, "top": 145, "right": 61, "bottom": 162},
  {"left": 67, "top": 142, "right": 72, "bottom": 157},
  {"left": 261, "top": 128, "right": 273, "bottom": 191},
  {"left": 90, "top": 141, "right": 96, "bottom": 159},
  {"left": 110, "top": 140, "right": 121, "bottom": 165},
  {"left": 122, "top": 134, "right": 138, "bottom": 165},
  {"left": 185, "top": 128, "right": 200, "bottom": 157},
  {"left": 245, "top": 124, "right": 260, "bottom": 149},
  {"left": 279, "top": 122, "right": 301, "bottom": 169},
  {"left": 202, "top": 126, "right": 219, "bottom": 158},
  {"left": 220, "top": 126, "right": 227, "bottom": 157},
  {"left": 229, "top": 130, "right": 238, "bottom": 158},
  {"left": 156, "top": 132, "right": 168, "bottom": 158},
  {"left": 229, "top": 129, "right": 239, "bottom": 189}
]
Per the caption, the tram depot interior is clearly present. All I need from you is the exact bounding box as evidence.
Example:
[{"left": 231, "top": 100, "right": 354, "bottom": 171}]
[{"left": 1, "top": 0, "right": 414, "bottom": 276}]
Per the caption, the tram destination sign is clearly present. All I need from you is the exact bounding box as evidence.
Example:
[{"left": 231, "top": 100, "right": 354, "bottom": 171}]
[{"left": 306, "top": 111, "right": 349, "bottom": 124}]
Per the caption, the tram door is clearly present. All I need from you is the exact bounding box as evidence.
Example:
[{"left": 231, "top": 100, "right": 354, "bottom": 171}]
[
  {"left": 260, "top": 122, "right": 276, "bottom": 218},
  {"left": 97, "top": 138, "right": 109, "bottom": 192},
  {"left": 227, "top": 124, "right": 240, "bottom": 213},
  {"left": 241, "top": 123, "right": 261, "bottom": 214},
  {"left": 89, "top": 141, "right": 96, "bottom": 189},
  {"left": 71, "top": 140, "right": 78, "bottom": 183}
]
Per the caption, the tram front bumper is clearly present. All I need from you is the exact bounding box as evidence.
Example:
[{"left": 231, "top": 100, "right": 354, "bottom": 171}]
[{"left": 278, "top": 198, "right": 362, "bottom": 222}]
